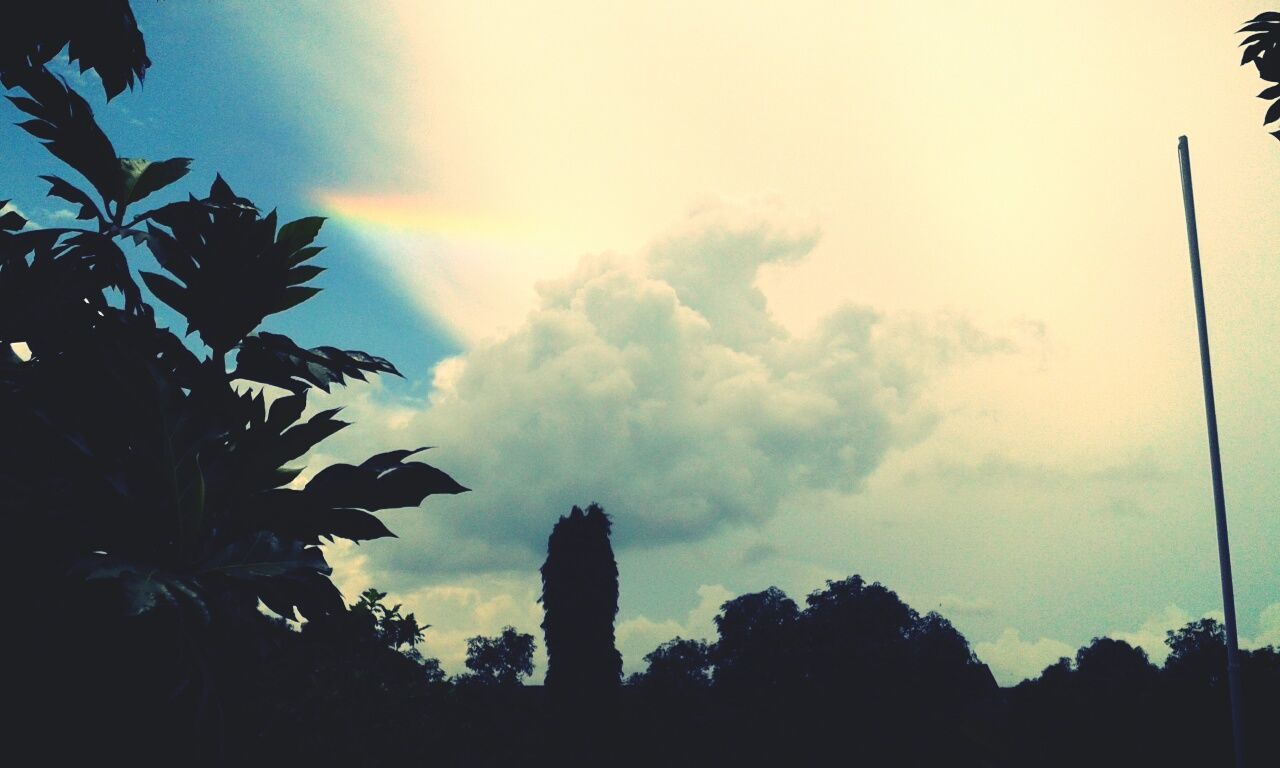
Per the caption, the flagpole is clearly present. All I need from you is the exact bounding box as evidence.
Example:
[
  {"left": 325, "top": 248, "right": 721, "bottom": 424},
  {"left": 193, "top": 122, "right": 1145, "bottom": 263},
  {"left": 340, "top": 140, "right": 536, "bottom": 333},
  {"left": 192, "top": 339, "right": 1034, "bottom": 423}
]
[{"left": 1177, "top": 135, "right": 1246, "bottom": 768}]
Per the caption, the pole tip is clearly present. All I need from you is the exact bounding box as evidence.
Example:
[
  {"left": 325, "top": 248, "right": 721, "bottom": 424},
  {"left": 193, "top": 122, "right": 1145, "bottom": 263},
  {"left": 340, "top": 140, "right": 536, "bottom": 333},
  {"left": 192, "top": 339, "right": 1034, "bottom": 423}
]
[{"left": 1178, "top": 135, "right": 1188, "bottom": 148}]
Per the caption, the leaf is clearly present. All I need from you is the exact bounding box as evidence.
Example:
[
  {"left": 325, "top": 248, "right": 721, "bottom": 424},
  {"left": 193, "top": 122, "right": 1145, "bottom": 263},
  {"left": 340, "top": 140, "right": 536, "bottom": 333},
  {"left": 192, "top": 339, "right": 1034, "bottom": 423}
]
[
  {"left": 277, "top": 216, "right": 325, "bottom": 252},
  {"left": 266, "top": 392, "right": 308, "bottom": 432},
  {"left": 120, "top": 157, "right": 192, "bottom": 205},
  {"left": 1264, "top": 98, "right": 1280, "bottom": 125},
  {"left": 11, "top": 70, "right": 122, "bottom": 206},
  {"left": 372, "top": 462, "right": 470, "bottom": 508},
  {"left": 1244, "top": 43, "right": 1268, "bottom": 66},
  {"left": 39, "top": 175, "right": 103, "bottom": 221},
  {"left": 139, "top": 270, "right": 189, "bottom": 317},
  {"left": 198, "top": 532, "right": 330, "bottom": 580},
  {"left": 6, "top": 96, "right": 41, "bottom": 116},
  {"left": 276, "top": 407, "right": 349, "bottom": 464},
  {"left": 270, "top": 501, "right": 397, "bottom": 543},
  {"left": 198, "top": 533, "right": 341, "bottom": 621},
  {"left": 16, "top": 119, "right": 56, "bottom": 141},
  {"left": 285, "top": 265, "right": 325, "bottom": 285},
  {"left": 0, "top": 210, "right": 26, "bottom": 232},
  {"left": 234, "top": 332, "right": 403, "bottom": 393},
  {"left": 305, "top": 448, "right": 468, "bottom": 512},
  {"left": 143, "top": 223, "right": 197, "bottom": 282},
  {"left": 1259, "top": 85, "right": 1280, "bottom": 100},
  {"left": 286, "top": 245, "right": 324, "bottom": 267},
  {"left": 268, "top": 285, "right": 321, "bottom": 314},
  {"left": 258, "top": 569, "right": 345, "bottom": 621},
  {"left": 73, "top": 556, "right": 208, "bottom": 622}
]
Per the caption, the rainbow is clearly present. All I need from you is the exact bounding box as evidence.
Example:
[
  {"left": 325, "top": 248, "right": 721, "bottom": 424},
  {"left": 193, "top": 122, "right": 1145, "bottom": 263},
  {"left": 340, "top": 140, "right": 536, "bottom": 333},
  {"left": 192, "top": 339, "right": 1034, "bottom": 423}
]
[{"left": 311, "top": 191, "right": 536, "bottom": 247}]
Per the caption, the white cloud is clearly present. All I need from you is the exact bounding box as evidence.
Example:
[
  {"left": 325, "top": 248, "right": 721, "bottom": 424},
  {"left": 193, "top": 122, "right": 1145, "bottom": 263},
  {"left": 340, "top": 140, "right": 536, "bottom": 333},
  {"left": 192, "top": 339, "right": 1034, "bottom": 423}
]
[
  {"left": 616, "top": 584, "right": 731, "bottom": 675},
  {"left": 973, "top": 629, "right": 1075, "bottom": 686},
  {"left": 1255, "top": 603, "right": 1280, "bottom": 649},
  {"left": 976, "top": 602, "right": 1280, "bottom": 688},
  {"left": 1105, "top": 605, "right": 1198, "bottom": 667},
  {"left": 323, "top": 205, "right": 1019, "bottom": 580},
  {"left": 0, "top": 201, "right": 36, "bottom": 230},
  {"left": 326, "top": 535, "right": 546, "bottom": 677}
]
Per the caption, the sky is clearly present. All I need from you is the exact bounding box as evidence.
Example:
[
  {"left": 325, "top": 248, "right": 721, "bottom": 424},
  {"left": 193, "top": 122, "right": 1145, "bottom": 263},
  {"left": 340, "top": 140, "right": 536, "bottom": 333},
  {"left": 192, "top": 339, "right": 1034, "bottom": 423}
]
[{"left": 5, "top": 0, "right": 1280, "bottom": 685}]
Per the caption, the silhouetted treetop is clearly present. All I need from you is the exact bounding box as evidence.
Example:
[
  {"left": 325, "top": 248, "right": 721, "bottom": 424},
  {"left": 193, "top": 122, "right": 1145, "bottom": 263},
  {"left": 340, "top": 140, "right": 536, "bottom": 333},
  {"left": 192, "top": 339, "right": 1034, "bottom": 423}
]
[
  {"left": 711, "top": 586, "right": 800, "bottom": 689},
  {"left": 631, "top": 637, "right": 713, "bottom": 690},
  {"left": 539, "top": 502, "right": 622, "bottom": 691},
  {"left": 461, "top": 627, "right": 535, "bottom": 686},
  {"left": 1073, "top": 636, "right": 1157, "bottom": 686}
]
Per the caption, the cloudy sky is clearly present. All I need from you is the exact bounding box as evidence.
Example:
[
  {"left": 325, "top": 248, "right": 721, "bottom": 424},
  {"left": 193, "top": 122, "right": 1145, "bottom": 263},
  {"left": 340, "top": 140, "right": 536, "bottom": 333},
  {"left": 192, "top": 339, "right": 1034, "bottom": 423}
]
[{"left": 6, "top": 1, "right": 1280, "bottom": 684}]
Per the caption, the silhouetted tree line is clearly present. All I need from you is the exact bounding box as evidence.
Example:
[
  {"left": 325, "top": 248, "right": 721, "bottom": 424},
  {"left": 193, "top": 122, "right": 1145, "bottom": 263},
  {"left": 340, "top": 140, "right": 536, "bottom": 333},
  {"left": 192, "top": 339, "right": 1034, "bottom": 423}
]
[
  {"left": 5, "top": 5, "right": 1279, "bottom": 766},
  {"left": 228, "top": 565, "right": 1280, "bottom": 767}
]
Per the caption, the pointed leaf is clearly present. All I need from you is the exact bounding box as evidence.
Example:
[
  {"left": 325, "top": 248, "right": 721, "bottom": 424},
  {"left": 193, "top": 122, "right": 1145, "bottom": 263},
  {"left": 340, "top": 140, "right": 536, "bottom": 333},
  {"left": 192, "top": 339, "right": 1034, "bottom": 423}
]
[
  {"left": 269, "top": 285, "right": 322, "bottom": 314},
  {"left": 16, "top": 119, "right": 56, "bottom": 141},
  {"left": 285, "top": 265, "right": 325, "bottom": 286},
  {"left": 143, "top": 223, "right": 197, "bottom": 282},
  {"left": 40, "top": 175, "right": 102, "bottom": 221},
  {"left": 277, "top": 216, "right": 325, "bottom": 252},
  {"left": 1264, "top": 98, "right": 1280, "bottom": 125},
  {"left": 267, "top": 392, "right": 308, "bottom": 431},
  {"left": 121, "top": 157, "right": 193, "bottom": 204},
  {"left": 0, "top": 210, "right": 26, "bottom": 231},
  {"left": 139, "top": 270, "right": 189, "bottom": 316}
]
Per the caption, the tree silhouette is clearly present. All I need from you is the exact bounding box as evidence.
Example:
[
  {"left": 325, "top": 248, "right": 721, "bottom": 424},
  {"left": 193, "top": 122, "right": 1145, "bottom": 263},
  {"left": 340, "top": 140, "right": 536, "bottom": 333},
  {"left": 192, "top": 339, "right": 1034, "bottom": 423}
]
[
  {"left": 711, "top": 586, "right": 800, "bottom": 690},
  {"left": 461, "top": 626, "right": 536, "bottom": 686},
  {"left": 539, "top": 503, "right": 623, "bottom": 692},
  {"left": 630, "top": 636, "right": 713, "bottom": 689},
  {"left": 1164, "top": 617, "right": 1229, "bottom": 681},
  {"left": 2, "top": 5, "right": 466, "bottom": 759}
]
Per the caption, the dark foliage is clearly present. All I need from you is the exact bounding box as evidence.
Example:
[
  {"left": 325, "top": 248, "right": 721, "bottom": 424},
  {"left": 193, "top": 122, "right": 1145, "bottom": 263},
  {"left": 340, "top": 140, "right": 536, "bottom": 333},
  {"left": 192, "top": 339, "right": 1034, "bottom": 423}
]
[
  {"left": 0, "top": 0, "right": 149, "bottom": 99},
  {"left": 3, "top": 7, "right": 464, "bottom": 763},
  {"left": 711, "top": 585, "right": 801, "bottom": 690},
  {"left": 7, "top": 6, "right": 1280, "bottom": 767},
  {"left": 539, "top": 502, "right": 623, "bottom": 693},
  {"left": 1240, "top": 12, "right": 1280, "bottom": 139},
  {"left": 459, "top": 626, "right": 537, "bottom": 686},
  {"left": 1006, "top": 622, "right": 1279, "bottom": 768},
  {"left": 627, "top": 637, "right": 713, "bottom": 689}
]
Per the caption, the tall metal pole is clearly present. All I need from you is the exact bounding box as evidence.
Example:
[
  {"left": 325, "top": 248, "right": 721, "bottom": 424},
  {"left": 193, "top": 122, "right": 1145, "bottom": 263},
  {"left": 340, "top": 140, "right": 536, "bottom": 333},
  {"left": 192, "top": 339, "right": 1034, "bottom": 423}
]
[{"left": 1177, "top": 135, "right": 1246, "bottom": 768}]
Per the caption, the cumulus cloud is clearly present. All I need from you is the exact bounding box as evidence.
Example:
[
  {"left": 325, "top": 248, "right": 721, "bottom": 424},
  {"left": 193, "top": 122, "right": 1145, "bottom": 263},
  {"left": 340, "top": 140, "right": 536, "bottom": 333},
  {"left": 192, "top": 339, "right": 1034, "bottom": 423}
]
[
  {"left": 976, "top": 602, "right": 1280, "bottom": 687},
  {"left": 325, "top": 538, "right": 545, "bottom": 676},
  {"left": 973, "top": 629, "right": 1076, "bottom": 686},
  {"left": 327, "top": 536, "right": 734, "bottom": 679},
  {"left": 323, "top": 204, "right": 1019, "bottom": 581},
  {"left": 1105, "top": 605, "right": 1197, "bottom": 667},
  {"left": 616, "top": 584, "right": 732, "bottom": 675},
  {"left": 1255, "top": 603, "right": 1280, "bottom": 649},
  {"left": 0, "top": 201, "right": 35, "bottom": 229},
  {"left": 1107, "top": 602, "right": 1280, "bottom": 663}
]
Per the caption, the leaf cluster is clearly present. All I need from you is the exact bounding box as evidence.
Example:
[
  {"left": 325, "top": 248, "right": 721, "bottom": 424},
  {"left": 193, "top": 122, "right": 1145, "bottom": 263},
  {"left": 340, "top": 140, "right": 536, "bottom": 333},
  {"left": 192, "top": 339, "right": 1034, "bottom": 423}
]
[
  {"left": 1239, "top": 12, "right": 1280, "bottom": 138},
  {"left": 2, "top": 14, "right": 466, "bottom": 727}
]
